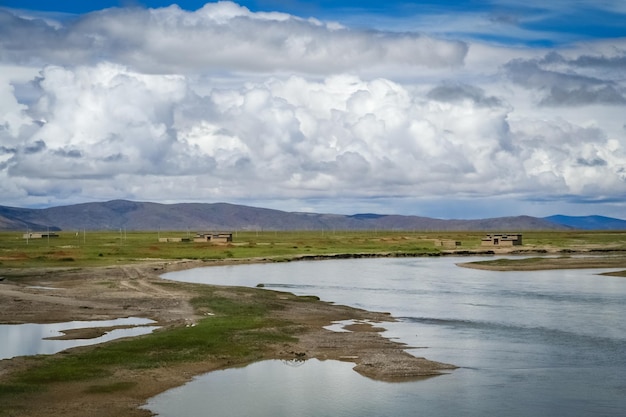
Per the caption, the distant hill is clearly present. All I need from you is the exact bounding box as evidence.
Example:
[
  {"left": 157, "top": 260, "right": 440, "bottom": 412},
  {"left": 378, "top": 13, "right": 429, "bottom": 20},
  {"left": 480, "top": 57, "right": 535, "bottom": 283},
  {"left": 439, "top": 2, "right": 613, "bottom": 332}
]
[
  {"left": 0, "top": 205, "right": 62, "bottom": 232},
  {"left": 544, "top": 215, "right": 626, "bottom": 230},
  {"left": 0, "top": 199, "right": 618, "bottom": 232}
]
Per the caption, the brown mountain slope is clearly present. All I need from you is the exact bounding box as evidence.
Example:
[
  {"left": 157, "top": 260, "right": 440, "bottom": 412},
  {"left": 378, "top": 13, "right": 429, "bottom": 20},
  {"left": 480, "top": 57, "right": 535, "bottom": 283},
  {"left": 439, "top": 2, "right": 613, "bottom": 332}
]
[{"left": 0, "top": 200, "right": 570, "bottom": 231}]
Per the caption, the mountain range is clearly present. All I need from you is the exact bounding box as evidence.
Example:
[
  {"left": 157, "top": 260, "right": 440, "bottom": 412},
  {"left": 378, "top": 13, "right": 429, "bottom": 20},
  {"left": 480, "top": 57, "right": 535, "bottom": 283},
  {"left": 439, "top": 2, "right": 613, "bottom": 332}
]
[{"left": 0, "top": 200, "right": 625, "bottom": 232}]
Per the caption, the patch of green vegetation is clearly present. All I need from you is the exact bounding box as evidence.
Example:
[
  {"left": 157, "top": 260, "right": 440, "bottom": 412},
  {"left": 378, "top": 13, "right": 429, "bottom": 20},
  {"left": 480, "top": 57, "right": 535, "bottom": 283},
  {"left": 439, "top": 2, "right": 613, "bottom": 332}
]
[
  {"left": 0, "top": 287, "right": 296, "bottom": 400},
  {"left": 520, "top": 231, "right": 626, "bottom": 248},
  {"left": 0, "top": 383, "right": 38, "bottom": 396},
  {"left": 16, "top": 359, "right": 111, "bottom": 385},
  {"left": 297, "top": 295, "right": 321, "bottom": 301}
]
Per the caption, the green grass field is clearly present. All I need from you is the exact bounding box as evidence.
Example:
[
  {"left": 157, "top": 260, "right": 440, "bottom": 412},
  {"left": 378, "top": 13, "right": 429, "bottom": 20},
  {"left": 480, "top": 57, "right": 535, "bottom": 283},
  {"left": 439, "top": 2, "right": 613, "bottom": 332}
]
[
  {"left": 2, "top": 230, "right": 626, "bottom": 268},
  {"left": 0, "top": 283, "right": 302, "bottom": 404}
]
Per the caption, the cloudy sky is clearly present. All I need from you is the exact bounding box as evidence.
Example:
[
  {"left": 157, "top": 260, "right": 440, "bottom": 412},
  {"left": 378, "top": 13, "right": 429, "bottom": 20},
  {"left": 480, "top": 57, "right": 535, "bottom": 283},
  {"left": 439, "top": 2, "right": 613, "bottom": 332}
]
[{"left": 1, "top": 1, "right": 625, "bottom": 219}]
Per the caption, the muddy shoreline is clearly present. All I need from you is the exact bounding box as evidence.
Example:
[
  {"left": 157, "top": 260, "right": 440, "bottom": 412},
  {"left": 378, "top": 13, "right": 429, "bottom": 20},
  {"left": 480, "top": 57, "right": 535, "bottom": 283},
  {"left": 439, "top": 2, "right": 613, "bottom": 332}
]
[{"left": 1, "top": 257, "right": 454, "bottom": 417}]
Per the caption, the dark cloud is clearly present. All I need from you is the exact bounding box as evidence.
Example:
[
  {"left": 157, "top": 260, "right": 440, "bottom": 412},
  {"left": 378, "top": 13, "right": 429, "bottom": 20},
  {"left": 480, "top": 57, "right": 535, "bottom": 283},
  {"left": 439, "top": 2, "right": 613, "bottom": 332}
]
[
  {"left": 0, "top": 146, "right": 17, "bottom": 154},
  {"left": 541, "top": 85, "right": 626, "bottom": 106},
  {"left": 53, "top": 148, "right": 82, "bottom": 158},
  {"left": 23, "top": 139, "right": 46, "bottom": 154},
  {"left": 541, "top": 51, "right": 626, "bottom": 71},
  {"left": 573, "top": 55, "right": 626, "bottom": 70},
  {"left": 427, "top": 83, "right": 502, "bottom": 107},
  {"left": 504, "top": 55, "right": 626, "bottom": 106},
  {"left": 576, "top": 157, "right": 607, "bottom": 167},
  {"left": 506, "top": 58, "right": 602, "bottom": 89},
  {"left": 524, "top": 194, "right": 626, "bottom": 205},
  {"left": 102, "top": 153, "right": 126, "bottom": 162}
]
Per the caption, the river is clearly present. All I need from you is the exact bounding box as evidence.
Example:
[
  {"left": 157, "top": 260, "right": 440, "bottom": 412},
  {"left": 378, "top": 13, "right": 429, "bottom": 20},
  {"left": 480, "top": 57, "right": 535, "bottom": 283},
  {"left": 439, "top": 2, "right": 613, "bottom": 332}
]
[{"left": 145, "top": 257, "right": 626, "bottom": 417}]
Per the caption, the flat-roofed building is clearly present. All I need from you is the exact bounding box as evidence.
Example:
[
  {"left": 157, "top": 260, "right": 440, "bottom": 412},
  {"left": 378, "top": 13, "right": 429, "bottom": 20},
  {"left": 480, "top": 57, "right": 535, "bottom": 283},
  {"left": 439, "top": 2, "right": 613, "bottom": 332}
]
[
  {"left": 481, "top": 233, "right": 523, "bottom": 247},
  {"left": 194, "top": 232, "right": 233, "bottom": 244},
  {"left": 23, "top": 232, "right": 59, "bottom": 239}
]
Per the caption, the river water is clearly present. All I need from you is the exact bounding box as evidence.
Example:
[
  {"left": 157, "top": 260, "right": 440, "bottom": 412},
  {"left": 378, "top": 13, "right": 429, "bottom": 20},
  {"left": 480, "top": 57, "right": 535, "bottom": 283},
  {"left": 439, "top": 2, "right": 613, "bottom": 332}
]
[{"left": 146, "top": 257, "right": 626, "bottom": 417}]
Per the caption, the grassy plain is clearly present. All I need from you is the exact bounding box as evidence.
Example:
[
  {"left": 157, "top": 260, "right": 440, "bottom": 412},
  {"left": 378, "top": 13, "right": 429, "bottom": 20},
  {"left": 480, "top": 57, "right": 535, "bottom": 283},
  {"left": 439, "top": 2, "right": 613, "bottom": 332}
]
[
  {"left": 2, "top": 229, "right": 626, "bottom": 269},
  {"left": 1, "top": 230, "right": 447, "bottom": 268}
]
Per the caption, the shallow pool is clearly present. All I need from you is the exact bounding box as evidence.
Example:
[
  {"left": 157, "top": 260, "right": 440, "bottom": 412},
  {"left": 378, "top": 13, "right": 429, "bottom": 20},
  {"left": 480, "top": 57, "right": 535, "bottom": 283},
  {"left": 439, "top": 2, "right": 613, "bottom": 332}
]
[{"left": 0, "top": 317, "right": 159, "bottom": 360}]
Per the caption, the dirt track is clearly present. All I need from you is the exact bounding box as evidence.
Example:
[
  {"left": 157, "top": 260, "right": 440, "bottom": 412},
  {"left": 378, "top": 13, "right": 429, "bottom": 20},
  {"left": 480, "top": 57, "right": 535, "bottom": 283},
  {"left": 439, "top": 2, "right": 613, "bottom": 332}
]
[{"left": 0, "top": 259, "right": 454, "bottom": 417}]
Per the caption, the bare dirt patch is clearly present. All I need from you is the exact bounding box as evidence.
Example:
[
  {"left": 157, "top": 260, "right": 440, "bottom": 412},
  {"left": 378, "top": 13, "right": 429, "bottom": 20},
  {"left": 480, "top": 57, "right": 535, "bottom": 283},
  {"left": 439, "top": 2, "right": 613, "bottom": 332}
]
[{"left": 44, "top": 326, "right": 141, "bottom": 340}]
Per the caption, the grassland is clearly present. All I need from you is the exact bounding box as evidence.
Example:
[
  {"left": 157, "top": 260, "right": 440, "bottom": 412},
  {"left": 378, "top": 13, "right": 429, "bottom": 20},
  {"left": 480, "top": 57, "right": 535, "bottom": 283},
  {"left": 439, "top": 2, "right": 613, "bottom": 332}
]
[
  {"left": 1, "top": 229, "right": 446, "bottom": 268},
  {"left": 1, "top": 285, "right": 296, "bottom": 393},
  {"left": 2, "top": 229, "right": 626, "bottom": 269}
]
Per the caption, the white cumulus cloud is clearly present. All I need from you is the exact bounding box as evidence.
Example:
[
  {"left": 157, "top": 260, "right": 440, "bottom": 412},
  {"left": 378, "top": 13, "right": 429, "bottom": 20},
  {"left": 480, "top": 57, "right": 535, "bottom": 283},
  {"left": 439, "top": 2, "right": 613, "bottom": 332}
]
[{"left": 1, "top": 2, "right": 625, "bottom": 217}]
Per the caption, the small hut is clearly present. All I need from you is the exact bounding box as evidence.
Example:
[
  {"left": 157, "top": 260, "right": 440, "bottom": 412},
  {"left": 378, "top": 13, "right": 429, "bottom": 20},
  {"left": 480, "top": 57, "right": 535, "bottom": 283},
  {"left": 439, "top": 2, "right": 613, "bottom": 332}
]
[
  {"left": 23, "top": 232, "right": 59, "bottom": 239},
  {"left": 481, "top": 233, "right": 523, "bottom": 247},
  {"left": 194, "top": 233, "right": 233, "bottom": 244}
]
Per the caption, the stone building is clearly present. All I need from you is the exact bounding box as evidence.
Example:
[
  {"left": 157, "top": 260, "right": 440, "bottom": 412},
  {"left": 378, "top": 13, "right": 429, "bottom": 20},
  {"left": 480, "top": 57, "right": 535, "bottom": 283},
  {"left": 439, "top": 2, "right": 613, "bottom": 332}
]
[
  {"left": 481, "top": 233, "right": 523, "bottom": 247},
  {"left": 194, "top": 233, "right": 233, "bottom": 244}
]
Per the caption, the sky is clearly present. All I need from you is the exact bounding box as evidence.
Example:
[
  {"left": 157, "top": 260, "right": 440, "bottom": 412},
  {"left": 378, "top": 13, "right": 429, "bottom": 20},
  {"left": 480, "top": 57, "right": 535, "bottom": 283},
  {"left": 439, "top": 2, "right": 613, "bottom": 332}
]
[{"left": 1, "top": 1, "right": 625, "bottom": 219}]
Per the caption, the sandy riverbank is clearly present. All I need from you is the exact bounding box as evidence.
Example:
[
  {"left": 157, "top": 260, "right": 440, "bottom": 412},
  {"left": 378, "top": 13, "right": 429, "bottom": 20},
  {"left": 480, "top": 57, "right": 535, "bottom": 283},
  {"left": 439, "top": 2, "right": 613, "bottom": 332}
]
[
  {"left": 457, "top": 253, "right": 626, "bottom": 272},
  {"left": 0, "top": 258, "right": 454, "bottom": 417}
]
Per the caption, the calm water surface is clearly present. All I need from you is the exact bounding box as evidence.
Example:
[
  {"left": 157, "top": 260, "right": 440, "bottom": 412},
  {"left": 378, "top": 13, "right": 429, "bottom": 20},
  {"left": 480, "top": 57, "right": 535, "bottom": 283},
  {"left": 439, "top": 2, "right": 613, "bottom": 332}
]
[
  {"left": 0, "top": 317, "right": 159, "bottom": 360},
  {"left": 147, "top": 257, "right": 626, "bottom": 417}
]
